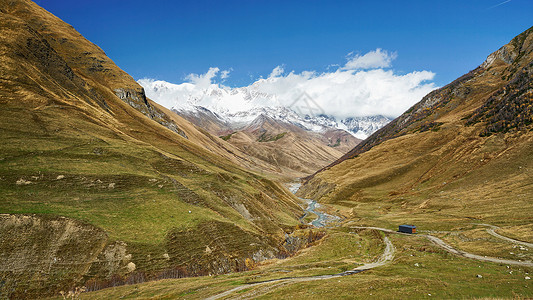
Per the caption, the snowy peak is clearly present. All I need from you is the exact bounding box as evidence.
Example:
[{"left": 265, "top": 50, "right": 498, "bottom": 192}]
[
  {"left": 139, "top": 78, "right": 279, "bottom": 115},
  {"left": 140, "top": 78, "right": 392, "bottom": 139},
  {"left": 226, "top": 106, "right": 327, "bottom": 132},
  {"left": 174, "top": 104, "right": 391, "bottom": 139},
  {"left": 341, "top": 115, "right": 393, "bottom": 139}
]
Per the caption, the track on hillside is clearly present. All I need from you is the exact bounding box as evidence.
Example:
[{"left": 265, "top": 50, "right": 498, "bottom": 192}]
[
  {"left": 351, "top": 226, "right": 533, "bottom": 267},
  {"left": 205, "top": 235, "right": 395, "bottom": 300}
]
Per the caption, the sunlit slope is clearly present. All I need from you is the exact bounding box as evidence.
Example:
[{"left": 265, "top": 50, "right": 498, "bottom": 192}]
[
  {"left": 151, "top": 101, "right": 293, "bottom": 176},
  {"left": 178, "top": 109, "right": 360, "bottom": 178},
  {"left": 300, "top": 26, "right": 533, "bottom": 227},
  {"left": 224, "top": 114, "right": 360, "bottom": 177},
  {"left": 0, "top": 0, "right": 302, "bottom": 298}
]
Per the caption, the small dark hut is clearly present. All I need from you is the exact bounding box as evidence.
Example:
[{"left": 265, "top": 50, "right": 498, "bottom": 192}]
[{"left": 399, "top": 225, "right": 417, "bottom": 234}]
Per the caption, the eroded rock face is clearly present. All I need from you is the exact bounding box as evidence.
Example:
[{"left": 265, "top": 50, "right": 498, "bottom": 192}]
[
  {"left": 0, "top": 215, "right": 311, "bottom": 298},
  {"left": 0, "top": 214, "right": 108, "bottom": 298},
  {"left": 481, "top": 45, "right": 517, "bottom": 68},
  {"left": 94, "top": 241, "right": 133, "bottom": 278},
  {"left": 114, "top": 88, "right": 188, "bottom": 138},
  {"left": 165, "top": 220, "right": 278, "bottom": 276},
  {"left": 0, "top": 214, "right": 143, "bottom": 298}
]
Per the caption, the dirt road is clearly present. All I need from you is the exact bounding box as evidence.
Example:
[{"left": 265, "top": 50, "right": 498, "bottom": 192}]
[
  {"left": 352, "top": 225, "right": 533, "bottom": 267},
  {"left": 207, "top": 223, "right": 533, "bottom": 299},
  {"left": 476, "top": 223, "right": 533, "bottom": 248},
  {"left": 206, "top": 235, "right": 395, "bottom": 300}
]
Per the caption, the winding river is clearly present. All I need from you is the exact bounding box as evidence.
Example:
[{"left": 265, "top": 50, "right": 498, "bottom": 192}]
[{"left": 289, "top": 183, "right": 338, "bottom": 228}]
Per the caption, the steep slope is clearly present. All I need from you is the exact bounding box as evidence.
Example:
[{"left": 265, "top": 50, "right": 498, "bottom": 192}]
[
  {"left": 151, "top": 103, "right": 294, "bottom": 176},
  {"left": 228, "top": 114, "right": 359, "bottom": 176},
  {"left": 0, "top": 0, "right": 304, "bottom": 298},
  {"left": 300, "top": 26, "right": 533, "bottom": 228},
  {"left": 177, "top": 107, "right": 360, "bottom": 177}
]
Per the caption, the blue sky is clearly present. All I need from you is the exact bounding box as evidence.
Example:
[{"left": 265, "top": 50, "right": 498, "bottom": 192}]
[{"left": 38, "top": 0, "right": 532, "bottom": 87}]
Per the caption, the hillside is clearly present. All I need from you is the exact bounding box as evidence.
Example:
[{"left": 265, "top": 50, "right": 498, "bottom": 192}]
[
  {"left": 229, "top": 115, "right": 358, "bottom": 176},
  {"left": 178, "top": 107, "right": 360, "bottom": 177},
  {"left": 0, "top": 0, "right": 305, "bottom": 298},
  {"left": 299, "top": 26, "right": 533, "bottom": 228}
]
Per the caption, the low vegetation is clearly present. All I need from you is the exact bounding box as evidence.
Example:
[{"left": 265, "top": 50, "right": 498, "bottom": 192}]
[
  {"left": 328, "top": 138, "right": 341, "bottom": 147},
  {"left": 466, "top": 65, "right": 533, "bottom": 136},
  {"left": 219, "top": 132, "right": 236, "bottom": 141},
  {"left": 79, "top": 227, "right": 533, "bottom": 299},
  {"left": 2, "top": 1, "right": 532, "bottom": 299},
  {"left": 257, "top": 132, "right": 287, "bottom": 142},
  {"left": 0, "top": 1, "right": 303, "bottom": 298}
]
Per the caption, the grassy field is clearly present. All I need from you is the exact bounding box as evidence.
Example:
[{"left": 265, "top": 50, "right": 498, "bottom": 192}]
[
  {"left": 259, "top": 233, "right": 532, "bottom": 299},
  {"left": 0, "top": 106, "right": 298, "bottom": 243},
  {"left": 434, "top": 228, "right": 533, "bottom": 262},
  {"left": 0, "top": 102, "right": 308, "bottom": 298},
  {"left": 76, "top": 226, "right": 533, "bottom": 299}
]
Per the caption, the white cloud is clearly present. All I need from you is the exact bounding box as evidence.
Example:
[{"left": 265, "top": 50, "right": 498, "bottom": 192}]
[
  {"left": 220, "top": 68, "right": 232, "bottom": 80},
  {"left": 269, "top": 65, "right": 285, "bottom": 78},
  {"left": 343, "top": 48, "right": 397, "bottom": 70},
  {"left": 139, "top": 49, "right": 438, "bottom": 120},
  {"left": 184, "top": 67, "right": 220, "bottom": 88}
]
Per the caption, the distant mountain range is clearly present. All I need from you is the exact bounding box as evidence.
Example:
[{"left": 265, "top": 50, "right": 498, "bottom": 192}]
[
  {"left": 139, "top": 79, "right": 393, "bottom": 139},
  {"left": 172, "top": 105, "right": 361, "bottom": 177}
]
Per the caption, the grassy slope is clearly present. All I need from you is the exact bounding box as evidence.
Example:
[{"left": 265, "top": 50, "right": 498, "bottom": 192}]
[
  {"left": 2, "top": 1, "right": 531, "bottom": 299},
  {"left": 64, "top": 26, "right": 533, "bottom": 300},
  {"left": 178, "top": 109, "right": 361, "bottom": 178},
  {"left": 0, "top": 0, "right": 303, "bottom": 297},
  {"left": 299, "top": 26, "right": 533, "bottom": 232},
  {"left": 79, "top": 228, "right": 532, "bottom": 299},
  {"left": 150, "top": 101, "right": 295, "bottom": 181}
]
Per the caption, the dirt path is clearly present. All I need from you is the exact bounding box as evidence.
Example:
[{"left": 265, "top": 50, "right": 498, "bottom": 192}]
[
  {"left": 205, "top": 235, "right": 395, "bottom": 300},
  {"left": 425, "top": 235, "right": 533, "bottom": 267},
  {"left": 206, "top": 219, "right": 533, "bottom": 300},
  {"left": 352, "top": 226, "right": 533, "bottom": 267},
  {"left": 476, "top": 223, "right": 533, "bottom": 248}
]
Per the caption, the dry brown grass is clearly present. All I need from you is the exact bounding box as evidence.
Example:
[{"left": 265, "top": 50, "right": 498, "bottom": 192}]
[{"left": 0, "top": 1, "right": 307, "bottom": 298}]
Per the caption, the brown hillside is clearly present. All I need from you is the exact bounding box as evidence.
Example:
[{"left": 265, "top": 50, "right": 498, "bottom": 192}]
[
  {"left": 224, "top": 114, "right": 359, "bottom": 177},
  {"left": 177, "top": 109, "right": 361, "bottom": 178},
  {"left": 314, "top": 26, "right": 533, "bottom": 175},
  {"left": 0, "top": 0, "right": 304, "bottom": 298},
  {"left": 299, "top": 26, "right": 533, "bottom": 229}
]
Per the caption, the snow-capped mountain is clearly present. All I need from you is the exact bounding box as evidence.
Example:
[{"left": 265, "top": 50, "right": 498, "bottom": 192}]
[
  {"left": 139, "top": 79, "right": 391, "bottom": 139},
  {"left": 223, "top": 107, "right": 337, "bottom": 132},
  {"left": 341, "top": 115, "right": 393, "bottom": 139},
  {"left": 174, "top": 105, "right": 390, "bottom": 139},
  {"left": 139, "top": 79, "right": 279, "bottom": 116}
]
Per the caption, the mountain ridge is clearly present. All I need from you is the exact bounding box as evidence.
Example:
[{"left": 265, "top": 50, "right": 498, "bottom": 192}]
[
  {"left": 0, "top": 1, "right": 308, "bottom": 297},
  {"left": 140, "top": 78, "right": 393, "bottom": 139},
  {"left": 174, "top": 105, "right": 361, "bottom": 176},
  {"left": 307, "top": 25, "right": 533, "bottom": 180},
  {"left": 298, "top": 26, "right": 533, "bottom": 228}
]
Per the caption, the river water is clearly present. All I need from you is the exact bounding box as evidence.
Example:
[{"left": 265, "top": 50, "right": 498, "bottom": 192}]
[{"left": 288, "top": 183, "right": 339, "bottom": 228}]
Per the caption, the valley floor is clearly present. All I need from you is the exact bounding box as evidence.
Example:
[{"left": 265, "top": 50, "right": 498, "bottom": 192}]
[{"left": 72, "top": 189, "right": 532, "bottom": 300}]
